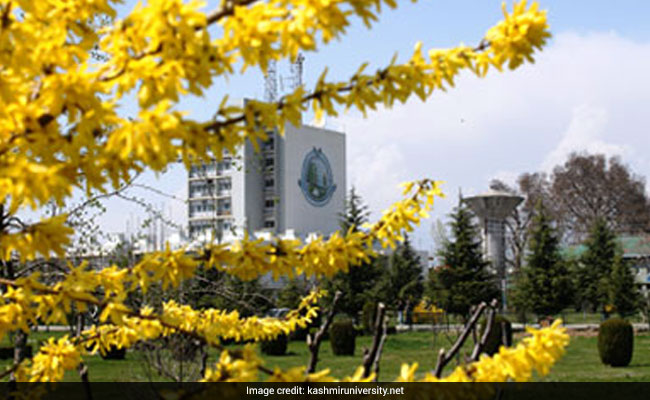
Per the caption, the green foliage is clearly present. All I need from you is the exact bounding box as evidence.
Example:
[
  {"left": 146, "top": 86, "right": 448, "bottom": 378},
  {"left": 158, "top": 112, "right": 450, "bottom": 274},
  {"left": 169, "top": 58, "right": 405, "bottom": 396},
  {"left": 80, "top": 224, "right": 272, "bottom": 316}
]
[
  {"left": 479, "top": 315, "right": 513, "bottom": 356},
  {"left": 339, "top": 186, "right": 370, "bottom": 233},
  {"left": 323, "top": 188, "right": 384, "bottom": 320},
  {"left": 426, "top": 201, "right": 499, "bottom": 320},
  {"left": 329, "top": 319, "right": 356, "bottom": 356},
  {"left": 362, "top": 301, "right": 378, "bottom": 335},
  {"left": 377, "top": 235, "right": 424, "bottom": 307},
  {"left": 180, "top": 266, "right": 273, "bottom": 317},
  {"left": 515, "top": 203, "right": 573, "bottom": 317},
  {"left": 609, "top": 255, "right": 640, "bottom": 318},
  {"left": 598, "top": 318, "right": 634, "bottom": 367},
  {"left": 200, "top": 272, "right": 273, "bottom": 317},
  {"left": 276, "top": 277, "right": 310, "bottom": 309},
  {"left": 577, "top": 219, "right": 618, "bottom": 312},
  {"left": 260, "top": 334, "right": 288, "bottom": 356}
]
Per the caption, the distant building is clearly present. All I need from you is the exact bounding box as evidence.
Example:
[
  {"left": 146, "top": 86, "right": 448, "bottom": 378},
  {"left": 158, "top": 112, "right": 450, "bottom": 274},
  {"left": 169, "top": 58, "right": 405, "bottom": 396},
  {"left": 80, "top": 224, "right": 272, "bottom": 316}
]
[{"left": 188, "top": 120, "right": 346, "bottom": 242}]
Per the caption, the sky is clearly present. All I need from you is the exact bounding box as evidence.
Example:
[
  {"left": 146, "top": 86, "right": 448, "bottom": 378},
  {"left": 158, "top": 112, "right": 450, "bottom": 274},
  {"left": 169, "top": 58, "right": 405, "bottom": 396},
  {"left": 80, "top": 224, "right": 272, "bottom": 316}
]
[{"left": 86, "top": 0, "right": 650, "bottom": 252}]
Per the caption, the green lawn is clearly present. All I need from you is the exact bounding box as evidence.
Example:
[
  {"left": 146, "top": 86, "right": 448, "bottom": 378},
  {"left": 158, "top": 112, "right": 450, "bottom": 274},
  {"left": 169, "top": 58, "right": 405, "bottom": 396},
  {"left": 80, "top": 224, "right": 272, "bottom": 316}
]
[
  {"left": 541, "top": 334, "right": 650, "bottom": 382},
  {"left": 2, "top": 329, "right": 650, "bottom": 381}
]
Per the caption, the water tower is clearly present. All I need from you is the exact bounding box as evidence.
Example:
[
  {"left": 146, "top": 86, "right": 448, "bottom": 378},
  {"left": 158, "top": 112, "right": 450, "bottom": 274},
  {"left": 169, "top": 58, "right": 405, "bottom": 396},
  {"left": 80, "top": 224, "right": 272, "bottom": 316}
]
[{"left": 463, "top": 190, "right": 524, "bottom": 309}]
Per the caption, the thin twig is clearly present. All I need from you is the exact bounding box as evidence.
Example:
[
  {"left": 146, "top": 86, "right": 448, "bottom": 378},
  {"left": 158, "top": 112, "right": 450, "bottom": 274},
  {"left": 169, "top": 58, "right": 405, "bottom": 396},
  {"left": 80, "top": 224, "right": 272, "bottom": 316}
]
[
  {"left": 433, "top": 302, "right": 487, "bottom": 378},
  {"left": 205, "top": 0, "right": 260, "bottom": 26},
  {"left": 75, "top": 313, "right": 93, "bottom": 400},
  {"left": 306, "top": 291, "right": 342, "bottom": 374},
  {"left": 471, "top": 299, "right": 498, "bottom": 361},
  {"left": 362, "top": 302, "right": 386, "bottom": 379},
  {"left": 371, "top": 310, "right": 389, "bottom": 380}
]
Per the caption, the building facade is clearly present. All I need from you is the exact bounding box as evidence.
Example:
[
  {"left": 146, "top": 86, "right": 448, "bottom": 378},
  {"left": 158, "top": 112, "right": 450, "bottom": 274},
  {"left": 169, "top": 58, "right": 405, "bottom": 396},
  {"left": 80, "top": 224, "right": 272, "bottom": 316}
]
[{"left": 188, "top": 122, "right": 346, "bottom": 241}]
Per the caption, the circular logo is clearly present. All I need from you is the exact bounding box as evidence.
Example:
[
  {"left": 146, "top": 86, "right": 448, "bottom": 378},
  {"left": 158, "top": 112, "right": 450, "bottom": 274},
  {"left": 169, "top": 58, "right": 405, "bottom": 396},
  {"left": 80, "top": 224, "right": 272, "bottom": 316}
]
[{"left": 298, "top": 148, "right": 336, "bottom": 207}]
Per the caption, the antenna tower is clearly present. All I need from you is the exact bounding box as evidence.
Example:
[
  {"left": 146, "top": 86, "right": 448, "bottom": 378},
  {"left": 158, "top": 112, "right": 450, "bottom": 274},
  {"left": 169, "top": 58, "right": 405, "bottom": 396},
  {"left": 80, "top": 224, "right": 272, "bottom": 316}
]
[
  {"left": 264, "top": 59, "right": 278, "bottom": 102},
  {"left": 290, "top": 53, "right": 305, "bottom": 90}
]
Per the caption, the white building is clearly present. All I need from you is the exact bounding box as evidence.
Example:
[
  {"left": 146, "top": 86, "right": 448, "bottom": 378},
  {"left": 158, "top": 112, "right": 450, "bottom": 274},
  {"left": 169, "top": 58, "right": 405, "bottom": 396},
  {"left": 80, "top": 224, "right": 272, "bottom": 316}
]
[{"left": 188, "top": 121, "right": 346, "bottom": 241}]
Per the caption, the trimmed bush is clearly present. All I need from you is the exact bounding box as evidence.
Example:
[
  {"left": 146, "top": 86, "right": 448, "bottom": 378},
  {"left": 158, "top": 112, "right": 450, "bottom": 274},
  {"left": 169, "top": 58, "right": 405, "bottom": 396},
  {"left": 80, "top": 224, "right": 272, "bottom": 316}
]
[
  {"left": 479, "top": 315, "right": 513, "bottom": 356},
  {"left": 0, "top": 346, "right": 32, "bottom": 360},
  {"left": 598, "top": 318, "right": 634, "bottom": 367},
  {"left": 329, "top": 319, "right": 356, "bottom": 356},
  {"left": 289, "top": 327, "right": 309, "bottom": 341},
  {"left": 261, "top": 334, "right": 288, "bottom": 356},
  {"left": 101, "top": 345, "right": 126, "bottom": 360}
]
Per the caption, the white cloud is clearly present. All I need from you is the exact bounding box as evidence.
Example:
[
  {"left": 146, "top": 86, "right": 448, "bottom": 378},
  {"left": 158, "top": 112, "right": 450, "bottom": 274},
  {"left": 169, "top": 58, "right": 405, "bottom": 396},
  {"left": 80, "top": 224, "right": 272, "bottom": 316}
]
[
  {"left": 336, "top": 31, "right": 650, "bottom": 247},
  {"left": 348, "top": 142, "right": 408, "bottom": 220},
  {"left": 490, "top": 170, "right": 520, "bottom": 188},
  {"left": 541, "top": 104, "right": 627, "bottom": 171}
]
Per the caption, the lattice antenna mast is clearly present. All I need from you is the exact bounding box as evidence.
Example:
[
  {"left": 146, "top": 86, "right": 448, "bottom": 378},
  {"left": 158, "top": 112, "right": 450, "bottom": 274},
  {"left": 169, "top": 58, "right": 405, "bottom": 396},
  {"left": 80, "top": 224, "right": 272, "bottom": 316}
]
[
  {"left": 264, "top": 59, "right": 278, "bottom": 102},
  {"left": 290, "top": 53, "right": 305, "bottom": 90}
]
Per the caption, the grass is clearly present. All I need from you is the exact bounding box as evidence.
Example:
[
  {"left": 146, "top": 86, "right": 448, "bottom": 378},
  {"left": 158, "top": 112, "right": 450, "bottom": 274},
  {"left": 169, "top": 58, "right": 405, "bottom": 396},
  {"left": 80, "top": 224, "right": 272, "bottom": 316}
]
[
  {"left": 2, "top": 329, "right": 650, "bottom": 381},
  {"left": 541, "top": 333, "right": 650, "bottom": 382}
]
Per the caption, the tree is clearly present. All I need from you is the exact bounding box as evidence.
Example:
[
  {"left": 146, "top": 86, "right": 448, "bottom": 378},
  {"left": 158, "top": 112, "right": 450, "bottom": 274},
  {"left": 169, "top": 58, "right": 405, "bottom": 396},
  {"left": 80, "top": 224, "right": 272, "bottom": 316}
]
[
  {"left": 576, "top": 219, "right": 618, "bottom": 313},
  {"left": 322, "top": 187, "right": 383, "bottom": 320},
  {"left": 489, "top": 173, "right": 551, "bottom": 275},
  {"left": 339, "top": 187, "right": 370, "bottom": 233},
  {"left": 495, "top": 153, "right": 650, "bottom": 275},
  {"left": 514, "top": 203, "right": 572, "bottom": 318},
  {"left": 276, "top": 276, "right": 311, "bottom": 310},
  {"left": 427, "top": 200, "right": 499, "bottom": 320},
  {"left": 0, "top": 0, "right": 565, "bottom": 384},
  {"left": 552, "top": 153, "right": 650, "bottom": 241},
  {"left": 378, "top": 235, "right": 424, "bottom": 307},
  {"left": 609, "top": 254, "right": 640, "bottom": 318}
]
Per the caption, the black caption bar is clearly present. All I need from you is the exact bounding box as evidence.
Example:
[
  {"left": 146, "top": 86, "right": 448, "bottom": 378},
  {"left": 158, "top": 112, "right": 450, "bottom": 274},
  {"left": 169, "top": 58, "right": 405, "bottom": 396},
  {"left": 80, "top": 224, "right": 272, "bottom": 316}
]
[{"left": 1, "top": 383, "right": 649, "bottom": 400}]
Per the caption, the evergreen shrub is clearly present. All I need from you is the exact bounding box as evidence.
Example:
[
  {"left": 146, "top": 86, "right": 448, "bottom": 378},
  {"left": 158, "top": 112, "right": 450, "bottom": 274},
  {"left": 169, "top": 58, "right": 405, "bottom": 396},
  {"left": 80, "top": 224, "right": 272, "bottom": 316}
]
[
  {"left": 329, "top": 319, "right": 356, "bottom": 356},
  {"left": 598, "top": 318, "right": 633, "bottom": 367},
  {"left": 260, "top": 334, "right": 288, "bottom": 356}
]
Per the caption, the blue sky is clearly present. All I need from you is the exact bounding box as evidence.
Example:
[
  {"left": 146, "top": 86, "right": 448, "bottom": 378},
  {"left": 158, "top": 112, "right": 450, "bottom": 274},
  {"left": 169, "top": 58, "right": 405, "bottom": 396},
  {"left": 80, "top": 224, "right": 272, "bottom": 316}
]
[{"left": 89, "top": 0, "right": 650, "bottom": 251}]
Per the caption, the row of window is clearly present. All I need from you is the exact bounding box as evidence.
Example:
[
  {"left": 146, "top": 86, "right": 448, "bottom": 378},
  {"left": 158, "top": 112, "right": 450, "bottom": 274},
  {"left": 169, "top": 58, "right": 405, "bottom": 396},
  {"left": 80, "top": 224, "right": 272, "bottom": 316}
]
[
  {"left": 189, "top": 179, "right": 232, "bottom": 198},
  {"left": 189, "top": 220, "right": 234, "bottom": 237},
  {"left": 189, "top": 159, "right": 233, "bottom": 178},
  {"left": 189, "top": 199, "right": 231, "bottom": 218}
]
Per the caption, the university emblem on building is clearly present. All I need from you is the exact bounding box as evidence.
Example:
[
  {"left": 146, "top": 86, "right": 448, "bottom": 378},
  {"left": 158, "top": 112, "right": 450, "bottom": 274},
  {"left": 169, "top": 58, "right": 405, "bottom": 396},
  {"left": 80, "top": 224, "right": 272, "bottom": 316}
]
[{"left": 298, "top": 147, "right": 336, "bottom": 207}]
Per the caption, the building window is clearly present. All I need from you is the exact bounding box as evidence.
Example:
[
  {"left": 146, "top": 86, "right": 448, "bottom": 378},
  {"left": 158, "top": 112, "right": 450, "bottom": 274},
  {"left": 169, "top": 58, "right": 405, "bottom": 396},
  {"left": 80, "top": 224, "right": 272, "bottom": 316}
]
[
  {"left": 265, "top": 199, "right": 275, "bottom": 208},
  {"left": 264, "top": 220, "right": 275, "bottom": 228},
  {"left": 264, "top": 178, "right": 274, "bottom": 188}
]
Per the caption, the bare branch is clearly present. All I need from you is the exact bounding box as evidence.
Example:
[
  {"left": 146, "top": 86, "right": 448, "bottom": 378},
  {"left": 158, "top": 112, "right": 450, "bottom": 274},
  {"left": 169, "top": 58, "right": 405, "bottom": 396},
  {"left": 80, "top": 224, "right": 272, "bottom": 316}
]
[
  {"left": 372, "top": 317, "right": 389, "bottom": 379},
  {"left": 362, "top": 302, "right": 386, "bottom": 379},
  {"left": 433, "top": 302, "right": 487, "bottom": 378},
  {"left": 205, "top": 0, "right": 260, "bottom": 26},
  {"left": 307, "top": 291, "right": 342, "bottom": 374},
  {"left": 471, "top": 299, "right": 498, "bottom": 361},
  {"left": 74, "top": 313, "right": 93, "bottom": 399}
]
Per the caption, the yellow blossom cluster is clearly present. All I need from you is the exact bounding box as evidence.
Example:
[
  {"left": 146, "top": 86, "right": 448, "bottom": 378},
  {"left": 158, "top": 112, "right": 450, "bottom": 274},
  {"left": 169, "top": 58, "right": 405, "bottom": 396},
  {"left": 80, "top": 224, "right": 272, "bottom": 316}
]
[
  {"left": 15, "top": 337, "right": 81, "bottom": 382},
  {"left": 416, "top": 320, "right": 570, "bottom": 382},
  {"left": 0, "top": 0, "right": 559, "bottom": 383},
  {"left": 202, "top": 321, "right": 569, "bottom": 383}
]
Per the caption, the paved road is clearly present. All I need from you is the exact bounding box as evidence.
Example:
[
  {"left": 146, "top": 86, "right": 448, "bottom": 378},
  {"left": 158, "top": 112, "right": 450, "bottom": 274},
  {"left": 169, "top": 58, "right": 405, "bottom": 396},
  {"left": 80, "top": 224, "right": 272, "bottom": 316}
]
[
  {"left": 396, "top": 322, "right": 649, "bottom": 333},
  {"left": 31, "top": 322, "right": 650, "bottom": 334}
]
